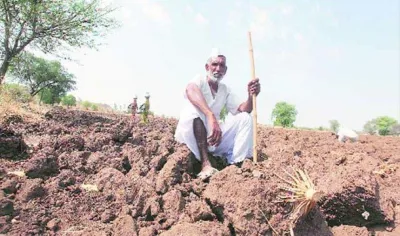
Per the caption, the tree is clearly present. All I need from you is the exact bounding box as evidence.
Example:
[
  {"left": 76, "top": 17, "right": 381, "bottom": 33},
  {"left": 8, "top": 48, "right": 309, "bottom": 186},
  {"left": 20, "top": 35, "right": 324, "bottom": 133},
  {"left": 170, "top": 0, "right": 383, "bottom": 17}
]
[
  {"left": 329, "top": 120, "right": 340, "bottom": 133},
  {"left": 61, "top": 94, "right": 76, "bottom": 107},
  {"left": 389, "top": 124, "right": 400, "bottom": 136},
  {"left": 0, "top": 0, "right": 119, "bottom": 84},
  {"left": 8, "top": 52, "right": 76, "bottom": 97},
  {"left": 363, "top": 116, "right": 398, "bottom": 136},
  {"left": 39, "top": 81, "right": 73, "bottom": 105},
  {"left": 39, "top": 87, "right": 61, "bottom": 104},
  {"left": 363, "top": 120, "right": 377, "bottom": 135},
  {"left": 271, "top": 101, "right": 298, "bottom": 128},
  {"left": 375, "top": 116, "right": 398, "bottom": 136}
]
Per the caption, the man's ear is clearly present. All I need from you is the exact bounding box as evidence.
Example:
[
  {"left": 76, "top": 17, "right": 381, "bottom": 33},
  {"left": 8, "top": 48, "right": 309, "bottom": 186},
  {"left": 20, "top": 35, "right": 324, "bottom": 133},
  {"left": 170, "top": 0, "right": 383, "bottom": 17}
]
[
  {"left": 224, "top": 66, "right": 228, "bottom": 74},
  {"left": 205, "top": 63, "right": 209, "bottom": 71}
]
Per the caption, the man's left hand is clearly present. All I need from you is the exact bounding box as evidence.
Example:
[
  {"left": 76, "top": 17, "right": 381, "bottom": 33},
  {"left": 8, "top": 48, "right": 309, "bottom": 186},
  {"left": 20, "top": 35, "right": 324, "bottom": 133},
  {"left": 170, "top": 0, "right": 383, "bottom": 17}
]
[{"left": 248, "top": 78, "right": 260, "bottom": 96}]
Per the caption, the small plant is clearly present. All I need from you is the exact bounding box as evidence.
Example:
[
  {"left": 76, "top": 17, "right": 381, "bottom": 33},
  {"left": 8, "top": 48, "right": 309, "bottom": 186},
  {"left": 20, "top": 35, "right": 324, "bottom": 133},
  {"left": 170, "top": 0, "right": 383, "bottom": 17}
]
[
  {"left": 220, "top": 105, "right": 228, "bottom": 122},
  {"left": 275, "top": 168, "right": 324, "bottom": 229}
]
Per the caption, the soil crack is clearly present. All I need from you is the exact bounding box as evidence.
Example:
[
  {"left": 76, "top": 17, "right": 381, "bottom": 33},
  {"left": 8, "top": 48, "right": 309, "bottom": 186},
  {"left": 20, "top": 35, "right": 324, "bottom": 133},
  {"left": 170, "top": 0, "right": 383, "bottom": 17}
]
[{"left": 205, "top": 198, "right": 224, "bottom": 223}]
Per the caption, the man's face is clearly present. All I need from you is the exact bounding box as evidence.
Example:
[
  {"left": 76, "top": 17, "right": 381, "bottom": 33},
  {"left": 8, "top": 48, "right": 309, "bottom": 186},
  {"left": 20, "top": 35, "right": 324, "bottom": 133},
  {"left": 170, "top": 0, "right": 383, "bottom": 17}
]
[{"left": 205, "top": 56, "right": 227, "bottom": 82}]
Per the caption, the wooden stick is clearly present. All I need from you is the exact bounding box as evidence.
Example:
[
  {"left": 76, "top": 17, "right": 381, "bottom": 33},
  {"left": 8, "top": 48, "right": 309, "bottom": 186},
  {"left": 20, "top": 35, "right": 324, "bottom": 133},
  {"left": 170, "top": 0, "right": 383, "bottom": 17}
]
[{"left": 248, "top": 31, "right": 258, "bottom": 163}]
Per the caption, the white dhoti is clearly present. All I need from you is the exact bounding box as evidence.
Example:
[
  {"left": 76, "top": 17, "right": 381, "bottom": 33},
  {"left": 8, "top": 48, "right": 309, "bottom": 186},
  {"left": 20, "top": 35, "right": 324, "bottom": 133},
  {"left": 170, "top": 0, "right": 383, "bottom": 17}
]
[{"left": 174, "top": 112, "right": 253, "bottom": 164}]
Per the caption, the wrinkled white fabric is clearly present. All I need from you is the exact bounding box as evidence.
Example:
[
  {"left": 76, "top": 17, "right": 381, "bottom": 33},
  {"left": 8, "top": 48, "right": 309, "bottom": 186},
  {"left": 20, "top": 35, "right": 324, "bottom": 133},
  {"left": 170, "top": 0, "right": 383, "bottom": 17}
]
[
  {"left": 174, "top": 75, "right": 253, "bottom": 164},
  {"left": 210, "top": 47, "right": 222, "bottom": 58},
  {"left": 337, "top": 127, "right": 359, "bottom": 142}
]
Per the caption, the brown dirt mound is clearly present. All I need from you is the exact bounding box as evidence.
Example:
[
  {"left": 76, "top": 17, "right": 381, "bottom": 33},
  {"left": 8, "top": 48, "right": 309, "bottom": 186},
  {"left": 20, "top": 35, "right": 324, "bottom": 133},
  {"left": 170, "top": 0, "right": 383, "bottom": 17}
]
[
  {"left": 0, "top": 126, "right": 27, "bottom": 160},
  {"left": 0, "top": 107, "right": 399, "bottom": 235}
]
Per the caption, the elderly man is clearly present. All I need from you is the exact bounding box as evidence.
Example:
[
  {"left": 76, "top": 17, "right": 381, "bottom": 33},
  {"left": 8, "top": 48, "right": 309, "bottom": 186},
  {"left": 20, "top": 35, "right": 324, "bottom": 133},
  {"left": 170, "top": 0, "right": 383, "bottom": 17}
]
[{"left": 174, "top": 48, "right": 261, "bottom": 180}]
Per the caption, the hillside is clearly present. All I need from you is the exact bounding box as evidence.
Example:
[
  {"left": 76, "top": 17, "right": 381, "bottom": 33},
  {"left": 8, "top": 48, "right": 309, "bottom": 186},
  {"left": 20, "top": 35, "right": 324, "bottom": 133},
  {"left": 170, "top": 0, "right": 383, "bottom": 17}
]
[{"left": 1, "top": 107, "right": 399, "bottom": 235}]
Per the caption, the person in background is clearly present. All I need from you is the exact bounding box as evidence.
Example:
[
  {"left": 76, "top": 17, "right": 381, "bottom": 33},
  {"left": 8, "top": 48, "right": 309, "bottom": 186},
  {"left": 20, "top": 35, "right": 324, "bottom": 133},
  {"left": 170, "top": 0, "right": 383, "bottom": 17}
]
[
  {"left": 128, "top": 96, "right": 138, "bottom": 119},
  {"left": 139, "top": 92, "right": 151, "bottom": 123},
  {"left": 337, "top": 126, "right": 359, "bottom": 143}
]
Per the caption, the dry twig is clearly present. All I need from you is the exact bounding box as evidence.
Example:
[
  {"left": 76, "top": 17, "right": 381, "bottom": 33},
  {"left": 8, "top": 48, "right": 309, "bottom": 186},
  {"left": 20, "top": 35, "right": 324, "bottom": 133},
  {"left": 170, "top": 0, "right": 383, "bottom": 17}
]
[{"left": 258, "top": 207, "right": 279, "bottom": 235}]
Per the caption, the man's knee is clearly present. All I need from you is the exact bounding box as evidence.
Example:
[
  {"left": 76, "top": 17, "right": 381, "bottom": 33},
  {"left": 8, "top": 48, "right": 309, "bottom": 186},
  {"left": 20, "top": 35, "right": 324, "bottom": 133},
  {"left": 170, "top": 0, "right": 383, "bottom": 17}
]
[
  {"left": 193, "top": 117, "right": 202, "bottom": 124},
  {"left": 235, "top": 112, "right": 252, "bottom": 125},
  {"left": 193, "top": 117, "right": 206, "bottom": 129}
]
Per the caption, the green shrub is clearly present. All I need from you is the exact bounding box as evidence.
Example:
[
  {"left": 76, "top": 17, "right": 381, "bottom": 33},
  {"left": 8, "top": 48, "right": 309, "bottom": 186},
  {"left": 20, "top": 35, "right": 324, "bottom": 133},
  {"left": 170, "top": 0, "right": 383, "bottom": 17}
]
[
  {"left": 91, "top": 103, "right": 98, "bottom": 111},
  {"left": 81, "top": 101, "right": 91, "bottom": 110},
  {"left": 61, "top": 95, "right": 77, "bottom": 107}
]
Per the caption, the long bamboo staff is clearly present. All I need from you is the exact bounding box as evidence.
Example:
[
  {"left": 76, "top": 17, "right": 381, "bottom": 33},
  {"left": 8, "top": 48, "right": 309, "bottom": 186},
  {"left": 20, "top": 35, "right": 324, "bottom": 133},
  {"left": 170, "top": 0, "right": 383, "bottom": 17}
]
[{"left": 248, "top": 31, "right": 258, "bottom": 163}]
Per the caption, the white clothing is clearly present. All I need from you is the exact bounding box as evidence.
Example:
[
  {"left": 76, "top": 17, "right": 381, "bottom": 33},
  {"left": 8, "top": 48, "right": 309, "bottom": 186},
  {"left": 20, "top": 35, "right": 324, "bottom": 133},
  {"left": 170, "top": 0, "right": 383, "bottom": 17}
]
[
  {"left": 210, "top": 48, "right": 222, "bottom": 58},
  {"left": 176, "top": 74, "right": 242, "bottom": 123},
  {"left": 337, "top": 127, "right": 359, "bottom": 142},
  {"left": 174, "top": 75, "right": 253, "bottom": 164}
]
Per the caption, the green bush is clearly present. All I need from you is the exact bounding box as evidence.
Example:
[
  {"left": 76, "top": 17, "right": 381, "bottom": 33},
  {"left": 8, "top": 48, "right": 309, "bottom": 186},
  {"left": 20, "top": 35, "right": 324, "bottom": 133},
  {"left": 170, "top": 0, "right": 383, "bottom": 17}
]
[
  {"left": 364, "top": 116, "right": 398, "bottom": 136},
  {"left": 91, "top": 103, "right": 98, "bottom": 111},
  {"left": 81, "top": 101, "right": 91, "bottom": 110},
  {"left": 61, "top": 95, "right": 77, "bottom": 107},
  {"left": 329, "top": 120, "right": 340, "bottom": 133}
]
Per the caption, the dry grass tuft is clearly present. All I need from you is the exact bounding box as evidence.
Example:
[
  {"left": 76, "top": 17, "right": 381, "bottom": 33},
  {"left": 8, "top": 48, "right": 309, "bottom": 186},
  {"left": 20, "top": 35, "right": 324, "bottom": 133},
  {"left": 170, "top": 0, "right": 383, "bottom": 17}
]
[
  {"left": 0, "top": 86, "right": 48, "bottom": 124},
  {"left": 80, "top": 183, "right": 99, "bottom": 192},
  {"left": 7, "top": 170, "right": 26, "bottom": 177},
  {"left": 275, "top": 167, "right": 324, "bottom": 225}
]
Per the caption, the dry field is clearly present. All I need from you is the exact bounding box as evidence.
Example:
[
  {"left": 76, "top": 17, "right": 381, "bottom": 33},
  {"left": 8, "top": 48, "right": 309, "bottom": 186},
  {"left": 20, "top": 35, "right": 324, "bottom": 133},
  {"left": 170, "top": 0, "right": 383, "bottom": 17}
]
[{"left": 1, "top": 104, "right": 399, "bottom": 235}]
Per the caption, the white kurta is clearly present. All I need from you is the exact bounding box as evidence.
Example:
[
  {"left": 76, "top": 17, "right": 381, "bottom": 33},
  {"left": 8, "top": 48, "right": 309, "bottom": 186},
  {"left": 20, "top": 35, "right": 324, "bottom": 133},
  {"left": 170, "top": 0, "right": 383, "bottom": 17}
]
[
  {"left": 337, "top": 127, "right": 359, "bottom": 142},
  {"left": 174, "top": 75, "right": 253, "bottom": 164}
]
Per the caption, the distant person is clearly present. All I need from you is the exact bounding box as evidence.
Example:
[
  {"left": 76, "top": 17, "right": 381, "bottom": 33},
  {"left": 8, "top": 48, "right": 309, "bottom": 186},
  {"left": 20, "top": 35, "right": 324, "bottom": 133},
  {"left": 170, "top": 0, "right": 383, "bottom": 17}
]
[
  {"left": 128, "top": 96, "right": 138, "bottom": 119},
  {"left": 337, "top": 126, "right": 359, "bottom": 143},
  {"left": 139, "top": 92, "right": 151, "bottom": 122},
  {"left": 174, "top": 48, "right": 261, "bottom": 180}
]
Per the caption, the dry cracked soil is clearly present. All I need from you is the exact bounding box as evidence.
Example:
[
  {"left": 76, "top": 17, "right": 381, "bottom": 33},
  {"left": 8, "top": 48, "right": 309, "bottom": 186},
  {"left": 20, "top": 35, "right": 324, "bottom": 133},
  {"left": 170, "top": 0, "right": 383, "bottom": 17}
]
[{"left": 0, "top": 107, "right": 399, "bottom": 236}]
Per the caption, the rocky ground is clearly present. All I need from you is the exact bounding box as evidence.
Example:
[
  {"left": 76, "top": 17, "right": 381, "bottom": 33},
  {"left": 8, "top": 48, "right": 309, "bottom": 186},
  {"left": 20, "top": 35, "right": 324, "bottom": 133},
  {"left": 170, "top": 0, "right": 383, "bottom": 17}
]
[{"left": 0, "top": 107, "right": 399, "bottom": 236}]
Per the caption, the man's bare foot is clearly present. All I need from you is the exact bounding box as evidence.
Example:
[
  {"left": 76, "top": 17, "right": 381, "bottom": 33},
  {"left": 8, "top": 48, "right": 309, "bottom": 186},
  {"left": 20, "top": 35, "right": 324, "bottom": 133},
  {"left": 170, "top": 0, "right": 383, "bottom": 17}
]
[{"left": 197, "top": 165, "right": 218, "bottom": 181}]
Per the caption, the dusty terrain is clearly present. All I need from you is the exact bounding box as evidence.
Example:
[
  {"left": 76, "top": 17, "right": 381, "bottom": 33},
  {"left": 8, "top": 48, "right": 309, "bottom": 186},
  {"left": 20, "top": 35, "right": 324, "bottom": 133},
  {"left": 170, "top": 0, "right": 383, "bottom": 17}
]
[{"left": 1, "top": 107, "right": 399, "bottom": 236}]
